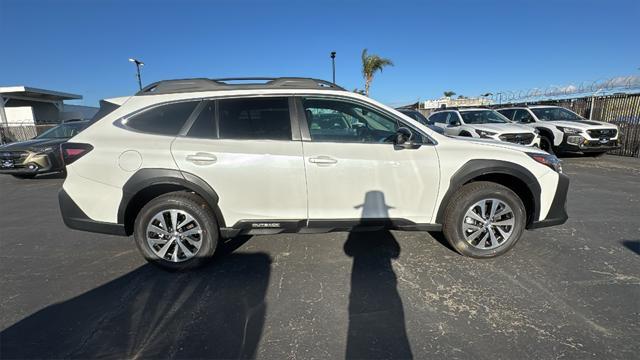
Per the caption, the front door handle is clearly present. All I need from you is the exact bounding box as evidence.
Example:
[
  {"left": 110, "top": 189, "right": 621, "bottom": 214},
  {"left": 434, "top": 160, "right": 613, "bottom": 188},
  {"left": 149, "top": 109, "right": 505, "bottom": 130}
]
[
  {"left": 309, "top": 156, "right": 338, "bottom": 165},
  {"left": 186, "top": 152, "right": 217, "bottom": 165}
]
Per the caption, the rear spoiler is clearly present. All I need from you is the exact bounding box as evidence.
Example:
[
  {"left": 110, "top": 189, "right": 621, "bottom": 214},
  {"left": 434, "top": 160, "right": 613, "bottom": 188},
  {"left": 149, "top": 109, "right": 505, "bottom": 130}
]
[{"left": 88, "top": 96, "right": 130, "bottom": 124}]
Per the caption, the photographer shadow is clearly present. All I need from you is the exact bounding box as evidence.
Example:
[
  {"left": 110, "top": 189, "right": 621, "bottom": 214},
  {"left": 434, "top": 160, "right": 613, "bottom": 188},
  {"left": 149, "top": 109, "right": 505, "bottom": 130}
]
[{"left": 343, "top": 191, "right": 413, "bottom": 359}]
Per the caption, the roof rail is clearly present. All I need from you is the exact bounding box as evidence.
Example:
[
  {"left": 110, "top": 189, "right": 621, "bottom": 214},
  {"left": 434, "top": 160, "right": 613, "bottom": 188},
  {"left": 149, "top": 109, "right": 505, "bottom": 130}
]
[
  {"left": 493, "top": 104, "right": 529, "bottom": 109},
  {"left": 136, "top": 77, "right": 345, "bottom": 95},
  {"left": 432, "top": 106, "right": 459, "bottom": 112}
]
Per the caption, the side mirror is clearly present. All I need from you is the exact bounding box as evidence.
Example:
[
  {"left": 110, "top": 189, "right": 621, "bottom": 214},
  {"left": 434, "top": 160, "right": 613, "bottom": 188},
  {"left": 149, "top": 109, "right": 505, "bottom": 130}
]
[
  {"left": 448, "top": 120, "right": 461, "bottom": 127},
  {"left": 393, "top": 127, "right": 412, "bottom": 145},
  {"left": 393, "top": 127, "right": 421, "bottom": 149}
]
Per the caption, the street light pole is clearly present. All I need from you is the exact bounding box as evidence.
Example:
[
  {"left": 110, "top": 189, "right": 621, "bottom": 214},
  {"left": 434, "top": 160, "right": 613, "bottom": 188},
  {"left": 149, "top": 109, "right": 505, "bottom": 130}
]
[
  {"left": 128, "top": 58, "right": 144, "bottom": 90},
  {"left": 330, "top": 51, "right": 336, "bottom": 84}
]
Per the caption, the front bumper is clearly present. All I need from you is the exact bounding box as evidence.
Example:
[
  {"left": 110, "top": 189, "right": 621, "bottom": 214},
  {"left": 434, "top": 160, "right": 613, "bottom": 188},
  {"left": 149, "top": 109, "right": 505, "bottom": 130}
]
[
  {"left": 59, "top": 189, "right": 127, "bottom": 236},
  {"left": 528, "top": 172, "right": 569, "bottom": 229},
  {"left": 559, "top": 134, "right": 620, "bottom": 153},
  {"left": 0, "top": 151, "right": 62, "bottom": 175}
]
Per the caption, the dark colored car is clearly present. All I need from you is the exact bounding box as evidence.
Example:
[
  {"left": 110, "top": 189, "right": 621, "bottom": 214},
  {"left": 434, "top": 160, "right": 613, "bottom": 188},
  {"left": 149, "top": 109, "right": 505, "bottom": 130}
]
[
  {"left": 396, "top": 108, "right": 445, "bottom": 134},
  {"left": 0, "top": 121, "right": 89, "bottom": 178}
]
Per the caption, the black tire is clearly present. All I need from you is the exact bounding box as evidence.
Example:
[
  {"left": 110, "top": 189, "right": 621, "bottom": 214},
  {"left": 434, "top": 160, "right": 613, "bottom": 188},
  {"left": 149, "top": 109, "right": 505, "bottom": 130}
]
[
  {"left": 12, "top": 174, "right": 36, "bottom": 179},
  {"left": 539, "top": 136, "right": 554, "bottom": 154},
  {"left": 134, "top": 191, "right": 219, "bottom": 271},
  {"left": 442, "top": 181, "right": 526, "bottom": 258},
  {"left": 459, "top": 131, "right": 473, "bottom": 137}
]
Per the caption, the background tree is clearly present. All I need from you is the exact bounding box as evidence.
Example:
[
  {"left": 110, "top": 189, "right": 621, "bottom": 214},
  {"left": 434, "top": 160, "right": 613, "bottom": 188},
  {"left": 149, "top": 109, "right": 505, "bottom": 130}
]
[
  {"left": 443, "top": 91, "right": 456, "bottom": 98},
  {"left": 361, "top": 49, "right": 394, "bottom": 96}
]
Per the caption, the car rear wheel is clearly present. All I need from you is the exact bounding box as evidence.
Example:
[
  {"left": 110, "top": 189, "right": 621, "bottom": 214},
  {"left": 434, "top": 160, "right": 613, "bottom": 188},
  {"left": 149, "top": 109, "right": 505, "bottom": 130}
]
[
  {"left": 442, "top": 181, "right": 526, "bottom": 258},
  {"left": 134, "top": 191, "right": 218, "bottom": 270}
]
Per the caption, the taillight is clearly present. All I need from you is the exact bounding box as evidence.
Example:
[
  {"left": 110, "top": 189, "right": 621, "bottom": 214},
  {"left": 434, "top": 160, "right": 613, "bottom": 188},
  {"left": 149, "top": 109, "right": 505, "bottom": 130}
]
[{"left": 61, "top": 143, "right": 93, "bottom": 165}]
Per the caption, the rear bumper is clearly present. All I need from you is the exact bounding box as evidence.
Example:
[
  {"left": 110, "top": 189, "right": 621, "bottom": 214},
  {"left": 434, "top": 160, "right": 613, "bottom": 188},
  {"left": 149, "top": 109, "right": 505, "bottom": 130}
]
[
  {"left": 528, "top": 173, "right": 569, "bottom": 229},
  {"left": 59, "top": 189, "right": 127, "bottom": 236}
]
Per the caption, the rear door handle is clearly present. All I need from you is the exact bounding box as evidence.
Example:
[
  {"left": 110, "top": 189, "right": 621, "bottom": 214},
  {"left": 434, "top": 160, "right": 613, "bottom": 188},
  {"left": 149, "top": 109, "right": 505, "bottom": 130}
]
[
  {"left": 309, "top": 156, "right": 338, "bottom": 165},
  {"left": 186, "top": 152, "right": 217, "bottom": 165}
]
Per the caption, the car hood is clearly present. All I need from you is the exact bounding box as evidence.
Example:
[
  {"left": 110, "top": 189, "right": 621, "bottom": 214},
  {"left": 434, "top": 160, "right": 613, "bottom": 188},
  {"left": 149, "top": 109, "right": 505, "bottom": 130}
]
[
  {"left": 0, "top": 138, "right": 66, "bottom": 151},
  {"left": 469, "top": 122, "right": 535, "bottom": 134},
  {"left": 543, "top": 119, "right": 616, "bottom": 130},
  {"left": 456, "top": 137, "right": 547, "bottom": 154}
]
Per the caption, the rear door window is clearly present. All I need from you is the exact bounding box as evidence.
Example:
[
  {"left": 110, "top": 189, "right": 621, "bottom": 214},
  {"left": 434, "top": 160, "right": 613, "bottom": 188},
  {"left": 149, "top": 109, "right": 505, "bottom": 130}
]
[
  {"left": 218, "top": 97, "right": 292, "bottom": 140},
  {"left": 187, "top": 101, "right": 216, "bottom": 138}
]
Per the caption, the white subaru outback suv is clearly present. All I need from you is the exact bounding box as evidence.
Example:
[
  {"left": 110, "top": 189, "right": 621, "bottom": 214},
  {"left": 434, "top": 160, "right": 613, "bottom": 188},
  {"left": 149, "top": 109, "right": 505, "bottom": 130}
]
[
  {"left": 59, "top": 77, "right": 569, "bottom": 270},
  {"left": 497, "top": 105, "right": 620, "bottom": 156},
  {"left": 427, "top": 108, "right": 541, "bottom": 147}
]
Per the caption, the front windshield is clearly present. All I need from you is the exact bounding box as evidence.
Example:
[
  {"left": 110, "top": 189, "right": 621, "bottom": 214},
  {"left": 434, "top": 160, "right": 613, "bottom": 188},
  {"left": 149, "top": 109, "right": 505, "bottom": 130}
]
[
  {"left": 36, "top": 122, "right": 87, "bottom": 139},
  {"left": 531, "top": 107, "right": 583, "bottom": 121},
  {"left": 460, "top": 110, "right": 510, "bottom": 124}
]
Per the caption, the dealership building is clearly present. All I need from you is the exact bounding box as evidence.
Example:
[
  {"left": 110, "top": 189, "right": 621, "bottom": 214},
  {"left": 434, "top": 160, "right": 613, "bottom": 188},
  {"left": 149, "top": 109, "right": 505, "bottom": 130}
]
[{"left": 0, "top": 86, "right": 97, "bottom": 126}]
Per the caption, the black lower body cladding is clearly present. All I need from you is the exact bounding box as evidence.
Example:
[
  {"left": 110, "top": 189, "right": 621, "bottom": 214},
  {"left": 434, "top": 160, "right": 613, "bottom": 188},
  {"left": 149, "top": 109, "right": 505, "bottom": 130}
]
[{"left": 528, "top": 172, "right": 569, "bottom": 229}]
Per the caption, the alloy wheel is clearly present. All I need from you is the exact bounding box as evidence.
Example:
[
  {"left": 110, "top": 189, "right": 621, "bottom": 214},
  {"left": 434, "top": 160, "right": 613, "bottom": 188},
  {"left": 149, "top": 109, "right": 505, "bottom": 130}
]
[
  {"left": 146, "top": 209, "right": 203, "bottom": 262},
  {"left": 462, "top": 198, "right": 515, "bottom": 250}
]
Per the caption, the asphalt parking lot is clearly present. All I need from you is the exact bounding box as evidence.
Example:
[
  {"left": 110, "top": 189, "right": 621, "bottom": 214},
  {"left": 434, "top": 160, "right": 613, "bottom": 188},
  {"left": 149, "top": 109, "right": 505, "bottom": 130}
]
[{"left": 0, "top": 155, "right": 638, "bottom": 359}]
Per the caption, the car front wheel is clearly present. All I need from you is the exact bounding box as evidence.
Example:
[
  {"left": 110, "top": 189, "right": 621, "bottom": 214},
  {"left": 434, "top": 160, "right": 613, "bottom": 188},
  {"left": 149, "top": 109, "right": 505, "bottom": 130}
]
[
  {"left": 134, "top": 191, "right": 218, "bottom": 270},
  {"left": 539, "top": 136, "right": 554, "bottom": 154},
  {"left": 442, "top": 181, "right": 526, "bottom": 258}
]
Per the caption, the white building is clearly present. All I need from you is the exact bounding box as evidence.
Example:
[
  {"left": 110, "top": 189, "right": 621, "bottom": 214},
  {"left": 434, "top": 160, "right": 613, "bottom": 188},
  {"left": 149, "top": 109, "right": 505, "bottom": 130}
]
[
  {"left": 0, "top": 86, "right": 97, "bottom": 126},
  {"left": 422, "top": 96, "right": 493, "bottom": 110}
]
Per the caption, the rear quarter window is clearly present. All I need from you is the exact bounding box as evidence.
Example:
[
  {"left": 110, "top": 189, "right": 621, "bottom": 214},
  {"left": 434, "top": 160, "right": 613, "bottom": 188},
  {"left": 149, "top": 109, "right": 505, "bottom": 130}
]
[{"left": 124, "top": 101, "right": 198, "bottom": 136}]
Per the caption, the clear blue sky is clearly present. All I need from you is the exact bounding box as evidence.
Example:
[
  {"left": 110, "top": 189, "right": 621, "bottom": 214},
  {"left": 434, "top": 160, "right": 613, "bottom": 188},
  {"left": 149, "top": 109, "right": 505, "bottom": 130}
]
[{"left": 1, "top": 0, "right": 638, "bottom": 106}]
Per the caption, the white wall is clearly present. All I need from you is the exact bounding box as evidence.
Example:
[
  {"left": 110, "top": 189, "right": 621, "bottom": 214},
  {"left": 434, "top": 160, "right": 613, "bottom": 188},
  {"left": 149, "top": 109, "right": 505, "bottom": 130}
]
[{"left": 4, "top": 106, "right": 36, "bottom": 125}]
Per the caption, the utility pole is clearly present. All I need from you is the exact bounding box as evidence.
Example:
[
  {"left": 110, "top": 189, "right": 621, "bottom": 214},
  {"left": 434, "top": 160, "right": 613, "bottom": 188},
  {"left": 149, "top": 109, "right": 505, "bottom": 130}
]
[
  {"left": 128, "top": 58, "right": 144, "bottom": 90},
  {"left": 330, "top": 51, "right": 336, "bottom": 84}
]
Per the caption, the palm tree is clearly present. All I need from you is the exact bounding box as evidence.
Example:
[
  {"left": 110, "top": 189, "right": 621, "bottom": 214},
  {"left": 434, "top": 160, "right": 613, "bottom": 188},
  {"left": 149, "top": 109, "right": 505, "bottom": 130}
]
[
  {"left": 443, "top": 91, "right": 456, "bottom": 98},
  {"left": 361, "top": 49, "right": 394, "bottom": 96}
]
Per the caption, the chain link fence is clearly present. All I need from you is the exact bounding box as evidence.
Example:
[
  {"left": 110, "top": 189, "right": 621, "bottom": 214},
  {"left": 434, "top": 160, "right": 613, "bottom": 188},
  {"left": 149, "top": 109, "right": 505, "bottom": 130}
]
[
  {"left": 0, "top": 124, "right": 56, "bottom": 145},
  {"left": 510, "top": 93, "right": 640, "bottom": 157}
]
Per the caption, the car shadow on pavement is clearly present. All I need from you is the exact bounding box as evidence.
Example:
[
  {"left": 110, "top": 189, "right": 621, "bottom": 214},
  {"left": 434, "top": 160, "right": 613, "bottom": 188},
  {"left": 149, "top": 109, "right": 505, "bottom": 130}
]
[
  {"left": 343, "top": 191, "right": 413, "bottom": 359},
  {"left": 0, "top": 238, "right": 272, "bottom": 359},
  {"left": 621, "top": 240, "right": 640, "bottom": 255}
]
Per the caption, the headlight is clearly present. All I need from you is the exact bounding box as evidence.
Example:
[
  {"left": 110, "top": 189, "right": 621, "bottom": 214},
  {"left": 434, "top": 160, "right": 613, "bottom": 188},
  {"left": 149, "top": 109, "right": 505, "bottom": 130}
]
[
  {"left": 527, "top": 152, "right": 562, "bottom": 173},
  {"left": 475, "top": 129, "right": 497, "bottom": 138},
  {"left": 556, "top": 126, "right": 581, "bottom": 135}
]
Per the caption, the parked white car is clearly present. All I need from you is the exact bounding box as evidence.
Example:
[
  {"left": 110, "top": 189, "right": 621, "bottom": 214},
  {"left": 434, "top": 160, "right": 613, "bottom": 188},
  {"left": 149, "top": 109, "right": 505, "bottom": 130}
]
[
  {"left": 59, "top": 77, "right": 568, "bottom": 270},
  {"left": 497, "top": 105, "right": 620, "bottom": 156},
  {"left": 427, "top": 108, "right": 541, "bottom": 147}
]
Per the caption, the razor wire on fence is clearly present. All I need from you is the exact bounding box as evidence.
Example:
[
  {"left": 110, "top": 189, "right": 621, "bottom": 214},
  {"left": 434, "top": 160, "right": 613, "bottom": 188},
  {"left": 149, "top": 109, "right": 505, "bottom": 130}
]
[{"left": 489, "top": 75, "right": 640, "bottom": 104}]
